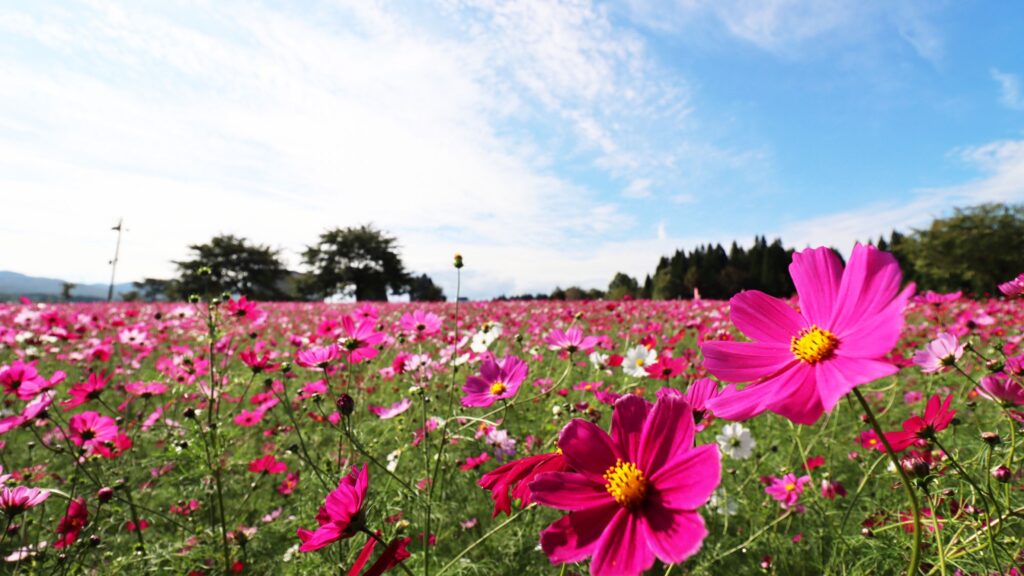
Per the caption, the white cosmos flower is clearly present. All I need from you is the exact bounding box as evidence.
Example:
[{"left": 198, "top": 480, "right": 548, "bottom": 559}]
[
  {"left": 716, "top": 422, "right": 755, "bottom": 460},
  {"left": 622, "top": 345, "right": 657, "bottom": 378}
]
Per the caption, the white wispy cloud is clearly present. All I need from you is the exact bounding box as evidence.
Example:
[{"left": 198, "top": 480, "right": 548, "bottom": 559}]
[
  {"left": 0, "top": 0, "right": 716, "bottom": 298},
  {"left": 992, "top": 68, "right": 1024, "bottom": 110}
]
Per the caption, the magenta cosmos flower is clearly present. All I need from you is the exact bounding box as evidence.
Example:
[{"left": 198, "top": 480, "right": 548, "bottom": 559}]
[
  {"left": 297, "top": 464, "right": 368, "bottom": 552},
  {"left": 703, "top": 244, "right": 915, "bottom": 425},
  {"left": 545, "top": 327, "right": 599, "bottom": 354},
  {"left": 461, "top": 356, "right": 528, "bottom": 408},
  {"left": 0, "top": 486, "right": 50, "bottom": 517},
  {"left": 999, "top": 272, "right": 1024, "bottom": 298},
  {"left": 529, "top": 394, "right": 720, "bottom": 576},
  {"left": 67, "top": 411, "right": 119, "bottom": 450},
  {"left": 399, "top": 310, "right": 442, "bottom": 338}
]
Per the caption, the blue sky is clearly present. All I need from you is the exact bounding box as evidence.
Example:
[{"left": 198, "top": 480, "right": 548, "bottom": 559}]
[{"left": 1, "top": 1, "right": 1023, "bottom": 299}]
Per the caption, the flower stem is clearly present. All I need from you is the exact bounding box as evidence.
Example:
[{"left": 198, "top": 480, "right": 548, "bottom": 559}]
[
  {"left": 852, "top": 388, "right": 920, "bottom": 576},
  {"left": 435, "top": 503, "right": 536, "bottom": 576}
]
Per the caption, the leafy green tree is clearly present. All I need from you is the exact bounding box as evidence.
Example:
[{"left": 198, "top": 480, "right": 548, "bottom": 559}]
[
  {"left": 607, "top": 272, "right": 639, "bottom": 300},
  {"left": 409, "top": 273, "right": 446, "bottom": 302},
  {"left": 896, "top": 203, "right": 1024, "bottom": 295},
  {"left": 301, "top": 225, "right": 410, "bottom": 301},
  {"left": 132, "top": 278, "right": 177, "bottom": 302},
  {"left": 174, "top": 235, "right": 289, "bottom": 300}
]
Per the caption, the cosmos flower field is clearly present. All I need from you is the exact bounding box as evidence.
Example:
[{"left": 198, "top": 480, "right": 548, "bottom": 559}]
[{"left": 1, "top": 247, "right": 1023, "bottom": 575}]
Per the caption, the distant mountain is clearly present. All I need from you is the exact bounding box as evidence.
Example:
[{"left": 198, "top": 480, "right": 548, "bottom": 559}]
[{"left": 0, "top": 271, "right": 134, "bottom": 302}]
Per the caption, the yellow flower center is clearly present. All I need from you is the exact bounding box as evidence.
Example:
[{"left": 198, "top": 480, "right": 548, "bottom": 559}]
[
  {"left": 635, "top": 358, "right": 645, "bottom": 367},
  {"left": 790, "top": 325, "right": 839, "bottom": 364},
  {"left": 604, "top": 459, "right": 648, "bottom": 509},
  {"left": 490, "top": 381, "right": 507, "bottom": 395},
  {"left": 785, "top": 483, "right": 796, "bottom": 491}
]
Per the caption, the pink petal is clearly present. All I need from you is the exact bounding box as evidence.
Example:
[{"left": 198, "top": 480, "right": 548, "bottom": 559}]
[
  {"left": 833, "top": 282, "right": 914, "bottom": 357},
  {"left": 829, "top": 244, "right": 904, "bottom": 334},
  {"left": 638, "top": 394, "right": 694, "bottom": 473},
  {"left": 641, "top": 507, "right": 707, "bottom": 565},
  {"left": 539, "top": 503, "right": 618, "bottom": 565},
  {"left": 529, "top": 472, "right": 612, "bottom": 511},
  {"left": 591, "top": 510, "right": 655, "bottom": 576},
  {"left": 766, "top": 363, "right": 823, "bottom": 425},
  {"left": 558, "top": 420, "right": 620, "bottom": 479},
  {"left": 729, "top": 290, "right": 804, "bottom": 343},
  {"left": 701, "top": 341, "right": 795, "bottom": 383},
  {"left": 612, "top": 395, "right": 650, "bottom": 463},
  {"left": 790, "top": 247, "right": 844, "bottom": 326},
  {"left": 648, "top": 443, "right": 720, "bottom": 510},
  {"left": 704, "top": 381, "right": 771, "bottom": 422},
  {"left": 297, "top": 524, "right": 344, "bottom": 552},
  {"left": 816, "top": 356, "right": 898, "bottom": 411}
]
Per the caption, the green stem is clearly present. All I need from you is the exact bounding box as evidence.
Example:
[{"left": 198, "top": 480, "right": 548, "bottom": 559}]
[
  {"left": 852, "top": 388, "right": 920, "bottom": 576},
  {"left": 435, "top": 504, "right": 536, "bottom": 576}
]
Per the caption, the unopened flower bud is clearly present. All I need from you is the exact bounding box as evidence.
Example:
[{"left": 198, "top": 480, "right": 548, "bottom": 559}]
[
  {"left": 454, "top": 253, "right": 464, "bottom": 269},
  {"left": 901, "top": 456, "right": 930, "bottom": 479},
  {"left": 981, "top": 431, "right": 1001, "bottom": 446},
  {"left": 992, "top": 465, "right": 1012, "bottom": 483},
  {"left": 336, "top": 394, "right": 355, "bottom": 416},
  {"left": 97, "top": 487, "right": 114, "bottom": 503}
]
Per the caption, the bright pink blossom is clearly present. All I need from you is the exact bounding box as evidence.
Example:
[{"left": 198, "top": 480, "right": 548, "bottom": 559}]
[
  {"left": 978, "top": 373, "right": 1024, "bottom": 406},
  {"left": 478, "top": 452, "right": 569, "bottom": 518},
  {"left": 399, "top": 310, "right": 442, "bottom": 338},
  {"left": 999, "top": 272, "right": 1024, "bottom": 298},
  {"left": 545, "top": 327, "right": 599, "bottom": 354},
  {"left": 764, "top": 473, "right": 811, "bottom": 509},
  {"left": 54, "top": 497, "right": 88, "bottom": 548},
  {"left": 462, "top": 356, "right": 528, "bottom": 408},
  {"left": 61, "top": 372, "right": 110, "bottom": 411},
  {"left": 0, "top": 486, "right": 50, "bottom": 516},
  {"left": 67, "top": 411, "right": 119, "bottom": 451},
  {"left": 295, "top": 344, "right": 341, "bottom": 369},
  {"left": 368, "top": 399, "right": 413, "bottom": 420},
  {"left": 529, "top": 394, "right": 720, "bottom": 576},
  {"left": 913, "top": 333, "right": 964, "bottom": 373},
  {"left": 338, "top": 316, "right": 385, "bottom": 364},
  {"left": 249, "top": 454, "right": 288, "bottom": 474},
  {"left": 704, "top": 244, "right": 914, "bottom": 425}
]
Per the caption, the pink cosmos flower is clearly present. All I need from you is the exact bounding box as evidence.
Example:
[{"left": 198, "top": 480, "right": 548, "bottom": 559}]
[
  {"left": 478, "top": 452, "right": 569, "bottom": 518},
  {"left": 295, "top": 344, "right": 341, "bottom": 369},
  {"left": 338, "top": 316, "right": 385, "bottom": 364},
  {"left": 764, "top": 473, "right": 811, "bottom": 509},
  {"left": 462, "top": 356, "right": 528, "bottom": 408},
  {"left": 399, "top": 310, "right": 442, "bottom": 338},
  {"left": 913, "top": 333, "right": 964, "bottom": 373},
  {"left": 0, "top": 361, "right": 65, "bottom": 401},
  {"left": 644, "top": 356, "right": 687, "bottom": 380},
  {"left": 545, "top": 327, "right": 599, "bottom": 355},
  {"left": 240, "top": 348, "right": 281, "bottom": 373},
  {"left": 67, "top": 411, "right": 119, "bottom": 451},
  {"left": 248, "top": 454, "right": 288, "bottom": 474},
  {"left": 999, "top": 272, "right": 1024, "bottom": 298},
  {"left": 529, "top": 394, "right": 721, "bottom": 576},
  {"left": 368, "top": 398, "right": 413, "bottom": 419},
  {"left": 0, "top": 486, "right": 50, "bottom": 516},
  {"left": 704, "top": 244, "right": 914, "bottom": 425},
  {"left": 54, "top": 497, "right": 88, "bottom": 548},
  {"left": 224, "top": 296, "right": 266, "bottom": 323},
  {"left": 884, "top": 394, "right": 955, "bottom": 451},
  {"left": 297, "top": 465, "right": 368, "bottom": 552},
  {"left": 61, "top": 372, "right": 110, "bottom": 411},
  {"left": 978, "top": 373, "right": 1024, "bottom": 406},
  {"left": 125, "top": 381, "right": 168, "bottom": 398}
]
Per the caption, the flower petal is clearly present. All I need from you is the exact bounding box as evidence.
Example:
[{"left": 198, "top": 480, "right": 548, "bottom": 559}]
[
  {"left": 790, "top": 247, "right": 844, "bottom": 326},
  {"left": 829, "top": 244, "right": 904, "bottom": 334},
  {"left": 529, "top": 472, "right": 612, "bottom": 511},
  {"left": 729, "top": 290, "right": 804, "bottom": 343},
  {"left": 816, "top": 356, "right": 898, "bottom": 411},
  {"left": 639, "top": 394, "right": 693, "bottom": 473},
  {"left": 641, "top": 506, "right": 708, "bottom": 565},
  {"left": 539, "top": 504, "right": 619, "bottom": 565},
  {"left": 701, "top": 341, "right": 795, "bottom": 383},
  {"left": 766, "top": 363, "right": 823, "bottom": 425},
  {"left": 648, "top": 443, "right": 720, "bottom": 510},
  {"left": 591, "top": 510, "right": 655, "bottom": 576},
  {"left": 612, "top": 395, "right": 650, "bottom": 463},
  {"left": 558, "top": 419, "right": 620, "bottom": 478}
]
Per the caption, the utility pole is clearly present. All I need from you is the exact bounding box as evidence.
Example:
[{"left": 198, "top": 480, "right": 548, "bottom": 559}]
[{"left": 107, "top": 218, "right": 124, "bottom": 302}]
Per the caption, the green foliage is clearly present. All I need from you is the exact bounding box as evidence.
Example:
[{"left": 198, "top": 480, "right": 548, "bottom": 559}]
[
  {"left": 893, "top": 203, "right": 1024, "bottom": 295},
  {"left": 646, "top": 237, "right": 796, "bottom": 300},
  {"left": 301, "top": 225, "right": 411, "bottom": 301},
  {"left": 606, "top": 272, "right": 639, "bottom": 300},
  {"left": 174, "top": 234, "right": 291, "bottom": 300},
  {"left": 409, "top": 273, "right": 446, "bottom": 302}
]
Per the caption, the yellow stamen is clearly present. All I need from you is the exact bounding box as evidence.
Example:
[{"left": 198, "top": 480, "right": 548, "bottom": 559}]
[
  {"left": 790, "top": 325, "right": 839, "bottom": 364},
  {"left": 490, "top": 381, "right": 507, "bottom": 395},
  {"left": 785, "top": 483, "right": 796, "bottom": 491},
  {"left": 635, "top": 359, "right": 645, "bottom": 367},
  {"left": 603, "top": 459, "right": 648, "bottom": 509}
]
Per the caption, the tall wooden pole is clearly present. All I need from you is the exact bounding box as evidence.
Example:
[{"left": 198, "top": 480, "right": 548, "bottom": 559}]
[{"left": 107, "top": 218, "right": 124, "bottom": 302}]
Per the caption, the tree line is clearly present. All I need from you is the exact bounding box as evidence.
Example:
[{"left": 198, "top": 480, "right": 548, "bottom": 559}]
[
  {"left": 496, "top": 203, "right": 1024, "bottom": 301},
  {"left": 127, "top": 225, "right": 445, "bottom": 302}
]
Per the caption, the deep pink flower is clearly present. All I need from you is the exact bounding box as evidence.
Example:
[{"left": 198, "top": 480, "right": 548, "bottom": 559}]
[
  {"left": 225, "top": 296, "right": 266, "bottom": 323},
  {"left": 0, "top": 361, "right": 65, "bottom": 401},
  {"left": 249, "top": 454, "right": 288, "bottom": 474},
  {"left": 296, "top": 344, "right": 341, "bottom": 369},
  {"left": 764, "top": 473, "right": 811, "bottom": 509},
  {"left": 462, "top": 356, "right": 528, "bottom": 408},
  {"left": 54, "top": 497, "right": 88, "bottom": 548},
  {"left": 399, "top": 310, "right": 442, "bottom": 338},
  {"left": 978, "top": 373, "right": 1024, "bottom": 406},
  {"left": 368, "top": 398, "right": 413, "bottom": 420},
  {"left": 240, "top": 348, "right": 281, "bottom": 373},
  {"left": 125, "top": 381, "right": 168, "bottom": 398},
  {"left": 913, "top": 333, "right": 964, "bottom": 373},
  {"left": 545, "top": 327, "right": 599, "bottom": 354},
  {"left": 478, "top": 452, "right": 569, "bottom": 518},
  {"left": 67, "top": 411, "right": 119, "bottom": 451},
  {"left": 338, "top": 316, "right": 385, "bottom": 364},
  {"left": 297, "top": 465, "right": 368, "bottom": 552},
  {"left": 999, "top": 272, "right": 1024, "bottom": 298},
  {"left": 61, "top": 372, "right": 110, "bottom": 411},
  {"left": 0, "top": 486, "right": 50, "bottom": 517},
  {"left": 884, "top": 394, "right": 956, "bottom": 451},
  {"left": 529, "top": 394, "right": 720, "bottom": 576},
  {"left": 704, "top": 244, "right": 914, "bottom": 425},
  {"left": 644, "top": 356, "right": 687, "bottom": 380}
]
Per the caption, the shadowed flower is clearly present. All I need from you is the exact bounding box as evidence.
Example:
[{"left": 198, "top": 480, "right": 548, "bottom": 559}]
[
  {"left": 978, "top": 373, "right": 1024, "bottom": 406},
  {"left": 54, "top": 497, "right": 88, "bottom": 549},
  {"left": 704, "top": 244, "right": 914, "bottom": 425},
  {"left": 462, "top": 356, "right": 528, "bottom": 408},
  {"left": 478, "top": 452, "right": 569, "bottom": 518},
  {"left": 0, "top": 486, "right": 50, "bottom": 517},
  {"left": 297, "top": 465, "right": 368, "bottom": 552},
  {"left": 529, "top": 394, "right": 720, "bottom": 576}
]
